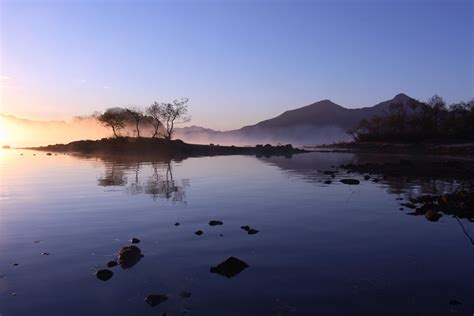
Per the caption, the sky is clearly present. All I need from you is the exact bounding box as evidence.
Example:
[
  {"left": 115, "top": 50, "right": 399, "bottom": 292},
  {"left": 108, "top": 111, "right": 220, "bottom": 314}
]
[{"left": 0, "top": 0, "right": 472, "bottom": 130}]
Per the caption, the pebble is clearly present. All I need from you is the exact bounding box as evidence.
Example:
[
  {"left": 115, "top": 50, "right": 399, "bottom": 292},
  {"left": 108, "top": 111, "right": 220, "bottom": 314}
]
[
  {"left": 144, "top": 294, "right": 168, "bottom": 307},
  {"left": 95, "top": 269, "right": 113, "bottom": 281}
]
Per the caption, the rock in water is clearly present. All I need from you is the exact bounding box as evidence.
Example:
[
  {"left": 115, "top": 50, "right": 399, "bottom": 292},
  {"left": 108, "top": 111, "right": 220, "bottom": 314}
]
[
  {"left": 240, "top": 226, "right": 250, "bottom": 231},
  {"left": 210, "top": 256, "right": 249, "bottom": 278},
  {"left": 208, "top": 220, "right": 223, "bottom": 226},
  {"left": 174, "top": 222, "right": 180, "bottom": 226},
  {"left": 340, "top": 179, "right": 360, "bottom": 185},
  {"left": 96, "top": 269, "right": 113, "bottom": 281},
  {"left": 248, "top": 228, "right": 259, "bottom": 235},
  {"left": 425, "top": 210, "right": 442, "bottom": 222},
  {"left": 118, "top": 245, "right": 143, "bottom": 269},
  {"left": 107, "top": 260, "right": 118, "bottom": 268},
  {"left": 145, "top": 294, "right": 168, "bottom": 307},
  {"left": 194, "top": 230, "right": 203, "bottom": 236},
  {"left": 130, "top": 237, "right": 140, "bottom": 244},
  {"left": 324, "top": 180, "right": 332, "bottom": 184}
]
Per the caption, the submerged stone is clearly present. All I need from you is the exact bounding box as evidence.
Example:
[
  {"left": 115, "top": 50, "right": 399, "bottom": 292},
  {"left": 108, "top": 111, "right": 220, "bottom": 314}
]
[
  {"left": 210, "top": 256, "right": 249, "bottom": 278},
  {"left": 240, "top": 226, "right": 250, "bottom": 231},
  {"left": 174, "top": 222, "right": 180, "bottom": 226},
  {"left": 107, "top": 260, "right": 118, "bottom": 268},
  {"left": 340, "top": 179, "right": 360, "bottom": 185},
  {"left": 194, "top": 230, "right": 203, "bottom": 236},
  {"left": 364, "top": 175, "right": 371, "bottom": 180},
  {"left": 145, "top": 294, "right": 168, "bottom": 307},
  {"left": 208, "top": 220, "right": 223, "bottom": 226},
  {"left": 96, "top": 269, "right": 113, "bottom": 281},
  {"left": 130, "top": 237, "right": 140, "bottom": 244},
  {"left": 118, "top": 245, "right": 143, "bottom": 269},
  {"left": 41, "top": 252, "right": 50, "bottom": 256},
  {"left": 425, "top": 210, "right": 442, "bottom": 222},
  {"left": 248, "top": 228, "right": 259, "bottom": 235}
]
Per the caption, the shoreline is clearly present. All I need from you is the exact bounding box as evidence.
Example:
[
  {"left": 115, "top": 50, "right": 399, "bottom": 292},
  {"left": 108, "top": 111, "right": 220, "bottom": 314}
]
[{"left": 29, "top": 137, "right": 309, "bottom": 159}]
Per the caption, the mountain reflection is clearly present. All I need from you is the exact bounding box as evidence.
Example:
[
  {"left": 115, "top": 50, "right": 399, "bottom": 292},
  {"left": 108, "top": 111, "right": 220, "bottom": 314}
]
[{"left": 96, "top": 156, "right": 188, "bottom": 203}]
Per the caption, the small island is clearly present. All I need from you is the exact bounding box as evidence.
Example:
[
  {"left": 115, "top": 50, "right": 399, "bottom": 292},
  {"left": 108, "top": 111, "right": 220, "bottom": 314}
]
[
  {"left": 31, "top": 99, "right": 307, "bottom": 158},
  {"left": 32, "top": 137, "right": 307, "bottom": 158}
]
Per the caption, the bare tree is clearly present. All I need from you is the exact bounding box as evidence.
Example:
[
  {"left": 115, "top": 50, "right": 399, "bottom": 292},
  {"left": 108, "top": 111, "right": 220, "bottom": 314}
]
[
  {"left": 146, "top": 102, "right": 163, "bottom": 138},
  {"left": 154, "top": 98, "right": 191, "bottom": 141},
  {"left": 427, "top": 95, "right": 446, "bottom": 135},
  {"left": 125, "top": 107, "right": 145, "bottom": 138},
  {"left": 96, "top": 107, "right": 127, "bottom": 138}
]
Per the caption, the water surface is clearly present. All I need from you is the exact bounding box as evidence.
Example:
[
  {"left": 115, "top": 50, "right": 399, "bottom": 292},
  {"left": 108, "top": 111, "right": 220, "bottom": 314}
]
[{"left": 0, "top": 149, "right": 473, "bottom": 315}]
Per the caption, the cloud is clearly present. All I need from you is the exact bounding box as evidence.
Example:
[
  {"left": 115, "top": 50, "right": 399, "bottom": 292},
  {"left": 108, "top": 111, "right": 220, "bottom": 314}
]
[
  {"left": 80, "top": 79, "right": 87, "bottom": 84},
  {"left": 0, "top": 76, "right": 10, "bottom": 80},
  {"left": 103, "top": 85, "right": 111, "bottom": 89}
]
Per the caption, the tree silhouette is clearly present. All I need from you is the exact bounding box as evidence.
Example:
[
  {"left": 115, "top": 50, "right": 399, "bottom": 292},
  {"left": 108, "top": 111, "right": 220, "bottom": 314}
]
[
  {"left": 146, "top": 102, "right": 163, "bottom": 138},
  {"left": 125, "top": 107, "right": 146, "bottom": 138},
  {"left": 158, "top": 98, "right": 191, "bottom": 141},
  {"left": 96, "top": 107, "right": 128, "bottom": 137}
]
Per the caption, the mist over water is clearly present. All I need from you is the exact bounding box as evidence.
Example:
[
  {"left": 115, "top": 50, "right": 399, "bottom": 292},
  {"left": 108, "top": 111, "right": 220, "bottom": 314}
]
[{"left": 1, "top": 115, "right": 350, "bottom": 147}]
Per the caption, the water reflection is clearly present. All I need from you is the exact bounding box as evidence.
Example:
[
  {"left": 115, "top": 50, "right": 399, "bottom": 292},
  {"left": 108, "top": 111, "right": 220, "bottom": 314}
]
[
  {"left": 259, "top": 152, "right": 474, "bottom": 197},
  {"left": 258, "top": 152, "right": 474, "bottom": 244},
  {"left": 96, "top": 156, "right": 189, "bottom": 203}
]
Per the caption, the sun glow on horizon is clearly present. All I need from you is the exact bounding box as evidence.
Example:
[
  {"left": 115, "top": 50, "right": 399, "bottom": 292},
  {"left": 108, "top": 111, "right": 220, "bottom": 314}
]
[{"left": 0, "top": 117, "right": 8, "bottom": 146}]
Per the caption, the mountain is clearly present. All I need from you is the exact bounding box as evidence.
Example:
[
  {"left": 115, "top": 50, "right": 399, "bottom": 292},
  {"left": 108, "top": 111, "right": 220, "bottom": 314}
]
[{"left": 223, "top": 93, "right": 420, "bottom": 145}]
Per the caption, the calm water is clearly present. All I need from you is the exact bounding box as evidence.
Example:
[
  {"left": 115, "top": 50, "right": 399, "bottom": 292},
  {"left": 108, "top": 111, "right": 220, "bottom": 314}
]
[{"left": 0, "top": 149, "right": 473, "bottom": 316}]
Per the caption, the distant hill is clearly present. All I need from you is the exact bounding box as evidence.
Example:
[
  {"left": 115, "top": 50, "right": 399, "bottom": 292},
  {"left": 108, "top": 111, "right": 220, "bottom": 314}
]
[
  {"left": 212, "top": 93, "right": 421, "bottom": 145},
  {"left": 1, "top": 93, "right": 421, "bottom": 147}
]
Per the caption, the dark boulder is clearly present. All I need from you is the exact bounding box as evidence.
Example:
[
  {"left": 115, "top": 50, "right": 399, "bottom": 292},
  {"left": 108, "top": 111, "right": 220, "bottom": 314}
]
[
  {"left": 130, "top": 237, "right": 140, "bottom": 244},
  {"left": 248, "top": 228, "right": 259, "bottom": 235},
  {"left": 194, "top": 230, "right": 203, "bottom": 236},
  {"left": 210, "top": 256, "right": 249, "bottom": 278},
  {"left": 118, "top": 245, "right": 143, "bottom": 269},
  {"left": 145, "top": 294, "right": 168, "bottom": 307},
  {"left": 340, "top": 179, "right": 360, "bottom": 185},
  {"left": 96, "top": 269, "right": 113, "bottom": 281},
  {"left": 208, "top": 220, "right": 223, "bottom": 226},
  {"left": 425, "top": 210, "right": 442, "bottom": 222},
  {"left": 240, "top": 226, "right": 250, "bottom": 231}
]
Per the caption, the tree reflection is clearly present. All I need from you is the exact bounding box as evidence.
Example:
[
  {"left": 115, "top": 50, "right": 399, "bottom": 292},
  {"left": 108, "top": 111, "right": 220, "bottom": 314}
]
[
  {"left": 97, "top": 156, "right": 188, "bottom": 203},
  {"left": 145, "top": 161, "right": 188, "bottom": 202},
  {"left": 98, "top": 164, "right": 127, "bottom": 186}
]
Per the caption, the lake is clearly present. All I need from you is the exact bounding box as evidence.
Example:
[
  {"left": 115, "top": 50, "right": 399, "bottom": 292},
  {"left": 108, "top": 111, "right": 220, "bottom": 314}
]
[{"left": 0, "top": 149, "right": 473, "bottom": 316}]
